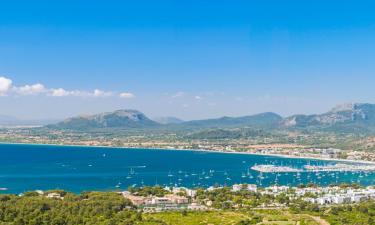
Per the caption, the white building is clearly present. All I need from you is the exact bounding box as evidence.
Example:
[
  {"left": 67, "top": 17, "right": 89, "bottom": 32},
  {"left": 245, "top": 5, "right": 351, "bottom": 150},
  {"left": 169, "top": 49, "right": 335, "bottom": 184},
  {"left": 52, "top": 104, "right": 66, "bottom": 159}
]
[{"left": 232, "top": 184, "right": 257, "bottom": 192}]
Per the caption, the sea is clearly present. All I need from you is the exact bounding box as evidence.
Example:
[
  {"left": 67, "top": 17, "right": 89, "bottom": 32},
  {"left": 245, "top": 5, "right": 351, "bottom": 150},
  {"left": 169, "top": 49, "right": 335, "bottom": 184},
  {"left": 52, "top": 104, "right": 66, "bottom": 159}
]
[{"left": 0, "top": 143, "right": 374, "bottom": 194}]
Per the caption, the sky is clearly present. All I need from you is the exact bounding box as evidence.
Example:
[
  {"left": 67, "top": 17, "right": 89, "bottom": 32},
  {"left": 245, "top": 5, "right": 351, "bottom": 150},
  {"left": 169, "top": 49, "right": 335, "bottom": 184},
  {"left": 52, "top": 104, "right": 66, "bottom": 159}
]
[{"left": 1, "top": 0, "right": 375, "bottom": 120}]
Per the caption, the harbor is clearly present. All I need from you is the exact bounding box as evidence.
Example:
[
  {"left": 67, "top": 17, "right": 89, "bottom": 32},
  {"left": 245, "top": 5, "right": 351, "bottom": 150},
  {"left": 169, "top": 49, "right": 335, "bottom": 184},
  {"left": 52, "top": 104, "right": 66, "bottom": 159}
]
[
  {"left": 251, "top": 163, "right": 375, "bottom": 173},
  {"left": 251, "top": 165, "right": 302, "bottom": 173}
]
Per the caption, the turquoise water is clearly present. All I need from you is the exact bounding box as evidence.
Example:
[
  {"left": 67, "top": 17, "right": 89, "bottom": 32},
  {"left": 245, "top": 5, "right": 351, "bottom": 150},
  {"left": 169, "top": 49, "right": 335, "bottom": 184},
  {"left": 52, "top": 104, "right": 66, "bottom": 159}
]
[{"left": 0, "top": 143, "right": 373, "bottom": 194}]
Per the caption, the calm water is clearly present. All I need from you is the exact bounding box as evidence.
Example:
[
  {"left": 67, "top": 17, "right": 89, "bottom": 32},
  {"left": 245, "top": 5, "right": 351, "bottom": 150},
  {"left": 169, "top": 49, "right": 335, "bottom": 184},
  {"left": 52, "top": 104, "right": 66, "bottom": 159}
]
[{"left": 0, "top": 143, "right": 374, "bottom": 194}]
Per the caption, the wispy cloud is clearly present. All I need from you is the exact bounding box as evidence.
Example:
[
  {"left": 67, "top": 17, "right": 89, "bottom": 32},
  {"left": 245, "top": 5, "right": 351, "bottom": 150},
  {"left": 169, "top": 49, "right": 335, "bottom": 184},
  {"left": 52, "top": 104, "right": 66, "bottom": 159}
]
[
  {"left": 119, "top": 92, "right": 135, "bottom": 98},
  {"left": 0, "top": 76, "right": 134, "bottom": 99}
]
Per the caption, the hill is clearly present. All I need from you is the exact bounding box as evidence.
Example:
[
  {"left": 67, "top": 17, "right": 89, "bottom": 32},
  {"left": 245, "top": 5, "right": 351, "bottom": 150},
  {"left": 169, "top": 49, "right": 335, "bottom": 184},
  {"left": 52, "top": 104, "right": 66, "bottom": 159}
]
[
  {"left": 50, "top": 110, "right": 160, "bottom": 130},
  {"left": 179, "top": 112, "right": 283, "bottom": 129},
  {"left": 153, "top": 116, "right": 184, "bottom": 124}
]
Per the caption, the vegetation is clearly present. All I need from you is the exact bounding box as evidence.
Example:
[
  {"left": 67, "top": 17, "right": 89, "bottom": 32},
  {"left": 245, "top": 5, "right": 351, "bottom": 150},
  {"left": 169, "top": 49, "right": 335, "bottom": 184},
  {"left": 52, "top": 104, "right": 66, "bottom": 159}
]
[
  {"left": 324, "top": 201, "right": 375, "bottom": 225},
  {"left": 128, "top": 186, "right": 170, "bottom": 197},
  {"left": 2, "top": 189, "right": 375, "bottom": 224},
  {"left": 291, "top": 200, "right": 375, "bottom": 225},
  {"left": 194, "top": 187, "right": 283, "bottom": 209},
  {"left": 0, "top": 192, "right": 139, "bottom": 225}
]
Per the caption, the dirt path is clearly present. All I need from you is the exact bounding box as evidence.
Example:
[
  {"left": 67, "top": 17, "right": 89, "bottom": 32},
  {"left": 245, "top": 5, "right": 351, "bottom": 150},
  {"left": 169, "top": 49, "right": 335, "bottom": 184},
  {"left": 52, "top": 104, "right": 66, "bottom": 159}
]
[{"left": 309, "top": 216, "right": 330, "bottom": 225}]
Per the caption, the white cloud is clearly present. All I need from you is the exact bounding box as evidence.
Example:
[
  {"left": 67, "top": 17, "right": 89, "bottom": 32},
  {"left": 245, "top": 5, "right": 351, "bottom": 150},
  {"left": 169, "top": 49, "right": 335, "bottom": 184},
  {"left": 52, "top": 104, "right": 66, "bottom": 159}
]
[
  {"left": 16, "top": 83, "right": 46, "bottom": 95},
  {"left": 0, "top": 76, "right": 13, "bottom": 96},
  {"left": 50, "top": 89, "right": 114, "bottom": 98},
  {"left": 50, "top": 88, "right": 71, "bottom": 97},
  {"left": 119, "top": 92, "right": 135, "bottom": 98},
  {"left": 0, "top": 76, "right": 132, "bottom": 99},
  {"left": 194, "top": 95, "right": 202, "bottom": 100},
  {"left": 93, "top": 89, "right": 113, "bottom": 97}
]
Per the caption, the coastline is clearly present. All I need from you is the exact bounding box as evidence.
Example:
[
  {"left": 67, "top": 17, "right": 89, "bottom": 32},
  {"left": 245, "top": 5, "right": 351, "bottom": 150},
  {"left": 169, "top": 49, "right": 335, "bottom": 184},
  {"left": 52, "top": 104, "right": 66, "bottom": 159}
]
[{"left": 1, "top": 141, "right": 374, "bottom": 165}]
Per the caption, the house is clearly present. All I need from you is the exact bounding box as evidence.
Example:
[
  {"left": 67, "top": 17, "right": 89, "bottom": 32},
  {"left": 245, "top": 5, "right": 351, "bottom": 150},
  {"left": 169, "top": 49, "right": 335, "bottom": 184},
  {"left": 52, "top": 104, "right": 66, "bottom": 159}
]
[
  {"left": 122, "top": 191, "right": 147, "bottom": 206},
  {"left": 165, "top": 194, "right": 189, "bottom": 204},
  {"left": 188, "top": 203, "right": 208, "bottom": 211},
  {"left": 232, "top": 184, "right": 242, "bottom": 192},
  {"left": 46, "top": 192, "right": 63, "bottom": 200},
  {"left": 151, "top": 197, "right": 171, "bottom": 205},
  {"left": 247, "top": 184, "right": 257, "bottom": 192},
  {"left": 232, "top": 184, "right": 257, "bottom": 192}
]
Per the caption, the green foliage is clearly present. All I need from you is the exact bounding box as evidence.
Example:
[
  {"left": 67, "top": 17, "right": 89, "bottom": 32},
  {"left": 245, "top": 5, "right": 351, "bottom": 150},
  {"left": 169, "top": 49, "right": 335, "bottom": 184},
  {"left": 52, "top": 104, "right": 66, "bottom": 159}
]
[
  {"left": 194, "top": 187, "right": 274, "bottom": 209},
  {"left": 0, "top": 191, "right": 138, "bottom": 225},
  {"left": 322, "top": 201, "right": 375, "bottom": 225},
  {"left": 128, "top": 186, "right": 170, "bottom": 197},
  {"left": 2, "top": 188, "right": 375, "bottom": 225}
]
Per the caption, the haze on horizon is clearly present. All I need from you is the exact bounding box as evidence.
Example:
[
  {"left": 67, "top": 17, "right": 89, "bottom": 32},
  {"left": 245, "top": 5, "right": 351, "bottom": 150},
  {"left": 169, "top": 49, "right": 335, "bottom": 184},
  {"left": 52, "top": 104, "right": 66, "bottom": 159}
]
[{"left": 1, "top": 0, "right": 375, "bottom": 120}]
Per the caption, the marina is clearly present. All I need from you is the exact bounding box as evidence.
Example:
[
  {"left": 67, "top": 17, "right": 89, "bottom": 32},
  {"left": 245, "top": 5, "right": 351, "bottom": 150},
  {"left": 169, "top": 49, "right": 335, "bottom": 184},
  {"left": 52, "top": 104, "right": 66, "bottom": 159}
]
[
  {"left": 251, "top": 165, "right": 302, "bottom": 173},
  {"left": 304, "top": 163, "right": 375, "bottom": 172},
  {"left": 251, "top": 163, "right": 375, "bottom": 173}
]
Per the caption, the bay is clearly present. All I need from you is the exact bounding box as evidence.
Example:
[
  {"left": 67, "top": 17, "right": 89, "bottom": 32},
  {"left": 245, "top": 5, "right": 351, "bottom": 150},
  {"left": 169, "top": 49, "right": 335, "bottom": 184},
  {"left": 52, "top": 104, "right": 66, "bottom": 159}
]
[{"left": 0, "top": 143, "right": 373, "bottom": 194}]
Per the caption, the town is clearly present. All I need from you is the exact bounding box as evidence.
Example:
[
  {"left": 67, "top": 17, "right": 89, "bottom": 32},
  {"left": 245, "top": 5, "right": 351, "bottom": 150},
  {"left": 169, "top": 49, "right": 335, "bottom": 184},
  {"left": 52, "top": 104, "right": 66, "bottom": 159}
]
[
  {"left": 2, "top": 127, "right": 375, "bottom": 164},
  {"left": 104, "top": 183, "right": 375, "bottom": 212}
]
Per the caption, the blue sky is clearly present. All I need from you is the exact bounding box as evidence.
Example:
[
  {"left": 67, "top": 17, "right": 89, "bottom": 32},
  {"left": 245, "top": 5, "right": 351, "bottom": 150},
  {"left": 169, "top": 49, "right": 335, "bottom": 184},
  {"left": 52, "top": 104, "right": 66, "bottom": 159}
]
[{"left": 1, "top": 0, "right": 375, "bottom": 120}]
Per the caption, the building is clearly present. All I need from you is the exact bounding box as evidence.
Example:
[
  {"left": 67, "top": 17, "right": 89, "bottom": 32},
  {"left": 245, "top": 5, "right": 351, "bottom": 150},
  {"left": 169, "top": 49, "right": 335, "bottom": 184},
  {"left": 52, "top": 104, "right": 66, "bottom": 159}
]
[
  {"left": 165, "top": 194, "right": 189, "bottom": 204},
  {"left": 122, "top": 191, "right": 147, "bottom": 206},
  {"left": 232, "top": 184, "right": 257, "bottom": 192},
  {"left": 46, "top": 192, "right": 63, "bottom": 200}
]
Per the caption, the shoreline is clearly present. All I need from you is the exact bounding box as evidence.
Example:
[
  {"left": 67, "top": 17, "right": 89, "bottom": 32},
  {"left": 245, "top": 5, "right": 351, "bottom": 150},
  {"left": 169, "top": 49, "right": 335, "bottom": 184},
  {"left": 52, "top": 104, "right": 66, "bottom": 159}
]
[{"left": 1, "top": 141, "right": 375, "bottom": 165}]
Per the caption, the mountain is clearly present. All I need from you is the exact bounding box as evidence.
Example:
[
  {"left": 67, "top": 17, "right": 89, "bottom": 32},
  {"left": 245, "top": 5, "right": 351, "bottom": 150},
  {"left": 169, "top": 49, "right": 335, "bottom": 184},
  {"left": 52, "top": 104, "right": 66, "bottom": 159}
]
[
  {"left": 153, "top": 117, "right": 184, "bottom": 124},
  {"left": 47, "top": 103, "right": 375, "bottom": 134},
  {"left": 49, "top": 111, "right": 283, "bottom": 131},
  {"left": 0, "top": 115, "right": 59, "bottom": 127},
  {"left": 51, "top": 110, "right": 160, "bottom": 130},
  {"left": 281, "top": 103, "right": 375, "bottom": 133},
  {"left": 179, "top": 112, "right": 283, "bottom": 129}
]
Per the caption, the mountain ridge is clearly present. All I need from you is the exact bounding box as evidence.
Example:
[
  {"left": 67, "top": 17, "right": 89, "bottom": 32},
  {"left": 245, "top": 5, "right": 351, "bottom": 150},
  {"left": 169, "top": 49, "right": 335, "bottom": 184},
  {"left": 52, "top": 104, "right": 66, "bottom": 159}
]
[
  {"left": 50, "top": 109, "right": 160, "bottom": 130},
  {"left": 48, "top": 103, "right": 375, "bottom": 133}
]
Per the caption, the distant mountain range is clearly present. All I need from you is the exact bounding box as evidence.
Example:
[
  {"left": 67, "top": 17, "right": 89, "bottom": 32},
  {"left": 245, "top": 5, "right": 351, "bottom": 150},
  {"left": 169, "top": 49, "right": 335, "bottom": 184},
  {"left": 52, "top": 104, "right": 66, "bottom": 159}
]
[
  {"left": 180, "top": 112, "right": 282, "bottom": 129},
  {"left": 281, "top": 103, "right": 375, "bottom": 133},
  {"left": 152, "top": 117, "right": 184, "bottom": 124},
  {"left": 47, "top": 103, "right": 375, "bottom": 134},
  {"left": 0, "top": 115, "right": 59, "bottom": 127}
]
